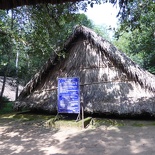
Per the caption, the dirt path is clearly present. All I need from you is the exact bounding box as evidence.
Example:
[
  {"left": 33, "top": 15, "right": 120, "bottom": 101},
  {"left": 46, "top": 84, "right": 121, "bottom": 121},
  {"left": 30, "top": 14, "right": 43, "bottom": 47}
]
[{"left": 0, "top": 119, "right": 155, "bottom": 155}]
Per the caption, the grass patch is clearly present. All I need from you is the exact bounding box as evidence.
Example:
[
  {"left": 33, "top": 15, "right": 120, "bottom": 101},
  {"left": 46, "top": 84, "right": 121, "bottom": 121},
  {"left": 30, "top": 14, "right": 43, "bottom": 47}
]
[
  {"left": 131, "top": 121, "right": 155, "bottom": 127},
  {"left": 132, "top": 123, "right": 144, "bottom": 127},
  {"left": 149, "top": 122, "right": 155, "bottom": 126},
  {"left": 1, "top": 110, "right": 155, "bottom": 129},
  {"left": 0, "top": 112, "right": 54, "bottom": 121},
  {"left": 0, "top": 112, "right": 55, "bottom": 128},
  {"left": 92, "top": 118, "right": 125, "bottom": 128},
  {"left": 45, "top": 117, "right": 92, "bottom": 129}
]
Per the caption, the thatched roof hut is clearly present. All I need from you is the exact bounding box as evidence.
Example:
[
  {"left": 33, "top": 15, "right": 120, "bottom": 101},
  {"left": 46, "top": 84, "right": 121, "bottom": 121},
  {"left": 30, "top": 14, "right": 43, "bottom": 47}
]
[
  {"left": 15, "top": 25, "right": 155, "bottom": 116},
  {"left": 0, "top": 0, "right": 79, "bottom": 10}
]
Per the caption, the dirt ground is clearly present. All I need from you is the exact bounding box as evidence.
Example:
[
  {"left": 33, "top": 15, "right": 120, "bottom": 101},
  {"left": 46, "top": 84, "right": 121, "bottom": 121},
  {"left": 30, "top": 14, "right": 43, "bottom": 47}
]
[{"left": 0, "top": 118, "right": 155, "bottom": 155}]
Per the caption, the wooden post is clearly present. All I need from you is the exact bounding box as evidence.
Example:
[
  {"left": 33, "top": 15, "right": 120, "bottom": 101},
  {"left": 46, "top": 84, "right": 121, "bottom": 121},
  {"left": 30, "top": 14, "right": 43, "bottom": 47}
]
[{"left": 81, "top": 102, "right": 84, "bottom": 129}]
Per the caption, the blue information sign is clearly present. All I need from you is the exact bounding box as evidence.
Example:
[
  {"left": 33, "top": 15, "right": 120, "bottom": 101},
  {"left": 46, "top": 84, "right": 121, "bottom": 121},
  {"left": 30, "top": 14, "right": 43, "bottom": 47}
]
[{"left": 57, "top": 77, "right": 80, "bottom": 113}]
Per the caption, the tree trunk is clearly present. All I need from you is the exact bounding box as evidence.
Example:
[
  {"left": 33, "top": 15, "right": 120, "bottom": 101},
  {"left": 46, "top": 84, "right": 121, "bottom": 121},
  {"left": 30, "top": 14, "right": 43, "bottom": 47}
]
[
  {"left": 0, "top": 74, "right": 7, "bottom": 109},
  {"left": 0, "top": 49, "right": 11, "bottom": 108},
  {"left": 15, "top": 79, "right": 19, "bottom": 100},
  {"left": 15, "top": 50, "right": 19, "bottom": 100}
]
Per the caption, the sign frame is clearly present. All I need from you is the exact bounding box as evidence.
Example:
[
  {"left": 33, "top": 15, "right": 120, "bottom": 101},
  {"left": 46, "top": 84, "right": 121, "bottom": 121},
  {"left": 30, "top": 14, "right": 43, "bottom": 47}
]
[{"left": 57, "top": 77, "right": 80, "bottom": 114}]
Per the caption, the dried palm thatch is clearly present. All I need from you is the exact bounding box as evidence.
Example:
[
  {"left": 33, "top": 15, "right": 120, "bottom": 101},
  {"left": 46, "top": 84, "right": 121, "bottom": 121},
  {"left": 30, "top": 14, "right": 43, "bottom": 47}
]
[
  {"left": 0, "top": 0, "right": 79, "bottom": 10},
  {"left": 15, "top": 25, "right": 155, "bottom": 115}
]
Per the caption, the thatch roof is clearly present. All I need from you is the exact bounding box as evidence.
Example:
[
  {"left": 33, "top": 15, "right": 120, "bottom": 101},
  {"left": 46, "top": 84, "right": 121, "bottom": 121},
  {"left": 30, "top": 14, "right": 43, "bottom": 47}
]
[
  {"left": 18, "top": 25, "right": 155, "bottom": 100},
  {"left": 0, "top": 0, "right": 80, "bottom": 10},
  {"left": 15, "top": 25, "right": 155, "bottom": 115}
]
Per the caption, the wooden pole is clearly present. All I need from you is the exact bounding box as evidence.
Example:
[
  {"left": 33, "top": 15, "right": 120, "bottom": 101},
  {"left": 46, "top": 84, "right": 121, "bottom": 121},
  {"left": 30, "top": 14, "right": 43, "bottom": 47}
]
[{"left": 81, "top": 102, "right": 84, "bottom": 129}]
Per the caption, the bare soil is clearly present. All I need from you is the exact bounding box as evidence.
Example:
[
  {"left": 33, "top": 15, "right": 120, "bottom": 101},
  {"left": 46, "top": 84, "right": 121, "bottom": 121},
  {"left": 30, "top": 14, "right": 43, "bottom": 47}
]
[{"left": 0, "top": 117, "right": 155, "bottom": 155}]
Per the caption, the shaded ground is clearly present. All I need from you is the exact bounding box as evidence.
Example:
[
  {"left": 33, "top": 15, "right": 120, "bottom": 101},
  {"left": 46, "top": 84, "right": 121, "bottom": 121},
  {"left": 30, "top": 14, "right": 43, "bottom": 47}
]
[{"left": 0, "top": 117, "right": 155, "bottom": 155}]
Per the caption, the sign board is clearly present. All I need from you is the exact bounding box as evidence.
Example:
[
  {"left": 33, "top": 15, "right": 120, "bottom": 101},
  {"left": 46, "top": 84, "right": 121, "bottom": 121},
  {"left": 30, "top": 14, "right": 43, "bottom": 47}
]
[{"left": 57, "top": 77, "right": 80, "bottom": 113}]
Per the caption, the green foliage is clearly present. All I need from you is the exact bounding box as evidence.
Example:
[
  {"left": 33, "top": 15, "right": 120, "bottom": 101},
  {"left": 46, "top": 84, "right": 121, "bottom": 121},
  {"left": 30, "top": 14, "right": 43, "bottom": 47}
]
[
  {"left": 0, "top": 99, "right": 13, "bottom": 114},
  {"left": 113, "top": 32, "right": 130, "bottom": 53},
  {"left": 117, "top": 0, "right": 155, "bottom": 32},
  {"left": 0, "top": 10, "right": 24, "bottom": 79},
  {"left": 114, "top": 0, "right": 155, "bottom": 73},
  {"left": 0, "top": 3, "right": 111, "bottom": 86},
  {"left": 93, "top": 25, "right": 112, "bottom": 41},
  {"left": 113, "top": 32, "right": 144, "bottom": 66},
  {"left": 0, "top": 4, "right": 95, "bottom": 84},
  {"left": 0, "top": 96, "right": 10, "bottom": 102},
  {"left": 17, "top": 4, "right": 97, "bottom": 82}
]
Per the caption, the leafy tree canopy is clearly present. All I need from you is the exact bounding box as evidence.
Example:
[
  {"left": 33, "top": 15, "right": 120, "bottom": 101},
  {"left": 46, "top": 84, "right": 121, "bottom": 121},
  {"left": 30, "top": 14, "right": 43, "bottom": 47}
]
[
  {"left": 114, "top": 0, "right": 155, "bottom": 73},
  {"left": 0, "top": 3, "right": 111, "bottom": 84}
]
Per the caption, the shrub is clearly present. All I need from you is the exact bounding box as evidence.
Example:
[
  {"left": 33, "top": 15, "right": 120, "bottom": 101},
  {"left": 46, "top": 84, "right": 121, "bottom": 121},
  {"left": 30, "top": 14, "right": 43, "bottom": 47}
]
[{"left": 0, "top": 96, "right": 14, "bottom": 114}]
